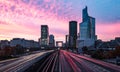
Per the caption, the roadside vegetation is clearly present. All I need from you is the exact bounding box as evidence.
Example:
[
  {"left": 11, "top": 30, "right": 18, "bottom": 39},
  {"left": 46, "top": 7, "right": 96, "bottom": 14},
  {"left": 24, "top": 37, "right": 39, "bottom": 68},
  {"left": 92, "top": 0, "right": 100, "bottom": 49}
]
[{"left": 82, "top": 46, "right": 120, "bottom": 59}]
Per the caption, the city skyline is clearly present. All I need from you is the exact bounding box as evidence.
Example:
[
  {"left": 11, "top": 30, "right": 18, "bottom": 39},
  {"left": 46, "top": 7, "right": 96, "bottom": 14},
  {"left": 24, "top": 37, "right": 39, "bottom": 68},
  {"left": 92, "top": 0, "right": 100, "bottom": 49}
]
[{"left": 0, "top": 0, "right": 120, "bottom": 42}]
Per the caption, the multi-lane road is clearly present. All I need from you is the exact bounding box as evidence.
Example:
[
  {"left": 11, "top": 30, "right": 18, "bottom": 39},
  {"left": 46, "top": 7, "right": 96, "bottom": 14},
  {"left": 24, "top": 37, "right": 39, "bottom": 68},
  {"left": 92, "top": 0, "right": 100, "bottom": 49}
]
[
  {"left": 59, "top": 50, "right": 120, "bottom": 72},
  {"left": 0, "top": 50, "right": 120, "bottom": 72},
  {"left": 0, "top": 50, "right": 54, "bottom": 72}
]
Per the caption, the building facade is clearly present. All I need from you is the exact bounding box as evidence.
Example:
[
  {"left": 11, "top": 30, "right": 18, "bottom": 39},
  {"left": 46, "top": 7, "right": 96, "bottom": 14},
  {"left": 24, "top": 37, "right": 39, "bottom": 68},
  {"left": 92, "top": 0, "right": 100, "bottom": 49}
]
[
  {"left": 77, "top": 6, "right": 96, "bottom": 51},
  {"left": 65, "top": 35, "right": 69, "bottom": 47},
  {"left": 49, "top": 34, "right": 55, "bottom": 47},
  {"left": 41, "top": 25, "right": 49, "bottom": 47},
  {"left": 0, "top": 40, "right": 10, "bottom": 49},
  {"left": 80, "top": 7, "right": 95, "bottom": 40},
  {"left": 69, "top": 21, "right": 77, "bottom": 48},
  {"left": 10, "top": 38, "right": 39, "bottom": 48}
]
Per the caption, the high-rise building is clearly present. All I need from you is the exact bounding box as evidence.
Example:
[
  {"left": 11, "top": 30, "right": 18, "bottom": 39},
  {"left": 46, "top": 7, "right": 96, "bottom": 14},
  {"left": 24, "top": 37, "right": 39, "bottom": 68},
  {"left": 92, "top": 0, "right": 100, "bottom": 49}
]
[
  {"left": 65, "top": 35, "right": 69, "bottom": 47},
  {"left": 80, "top": 6, "right": 95, "bottom": 40},
  {"left": 49, "top": 34, "right": 55, "bottom": 47},
  {"left": 77, "top": 6, "right": 96, "bottom": 51},
  {"left": 69, "top": 21, "right": 77, "bottom": 48},
  {"left": 41, "top": 25, "right": 49, "bottom": 47},
  {"left": 82, "top": 6, "right": 89, "bottom": 22}
]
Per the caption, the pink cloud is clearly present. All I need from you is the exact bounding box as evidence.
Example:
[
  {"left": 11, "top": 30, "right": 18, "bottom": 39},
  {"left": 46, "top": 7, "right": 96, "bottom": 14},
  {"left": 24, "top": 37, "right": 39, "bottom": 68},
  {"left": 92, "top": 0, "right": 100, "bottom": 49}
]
[
  {"left": 0, "top": 0, "right": 119, "bottom": 42},
  {"left": 0, "top": 0, "right": 73, "bottom": 41},
  {"left": 96, "top": 22, "right": 120, "bottom": 41}
]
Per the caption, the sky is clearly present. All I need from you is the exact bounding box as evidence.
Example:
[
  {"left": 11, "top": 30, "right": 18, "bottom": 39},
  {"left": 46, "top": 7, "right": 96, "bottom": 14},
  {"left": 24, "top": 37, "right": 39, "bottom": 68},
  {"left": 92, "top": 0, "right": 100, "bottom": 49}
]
[{"left": 0, "top": 0, "right": 120, "bottom": 42}]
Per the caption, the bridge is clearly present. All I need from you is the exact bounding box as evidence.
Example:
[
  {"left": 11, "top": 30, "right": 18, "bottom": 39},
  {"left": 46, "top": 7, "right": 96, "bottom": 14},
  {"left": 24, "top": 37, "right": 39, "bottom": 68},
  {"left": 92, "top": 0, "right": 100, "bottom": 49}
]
[{"left": 0, "top": 50, "right": 120, "bottom": 72}]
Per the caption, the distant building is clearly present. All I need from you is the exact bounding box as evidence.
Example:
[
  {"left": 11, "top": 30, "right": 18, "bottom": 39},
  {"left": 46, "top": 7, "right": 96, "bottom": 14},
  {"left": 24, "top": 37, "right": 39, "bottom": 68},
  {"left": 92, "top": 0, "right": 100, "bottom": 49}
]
[
  {"left": 40, "top": 25, "right": 49, "bottom": 48},
  {"left": 96, "top": 37, "right": 120, "bottom": 50},
  {"left": 0, "top": 40, "right": 10, "bottom": 49},
  {"left": 115, "top": 37, "right": 120, "bottom": 43},
  {"left": 65, "top": 35, "right": 69, "bottom": 47},
  {"left": 56, "top": 41, "right": 63, "bottom": 47},
  {"left": 10, "top": 38, "right": 25, "bottom": 47},
  {"left": 49, "top": 34, "right": 55, "bottom": 47},
  {"left": 69, "top": 21, "right": 77, "bottom": 48},
  {"left": 95, "top": 35, "right": 98, "bottom": 41},
  {"left": 38, "top": 38, "right": 41, "bottom": 46},
  {"left": 10, "top": 38, "right": 39, "bottom": 48},
  {"left": 77, "top": 6, "right": 96, "bottom": 51}
]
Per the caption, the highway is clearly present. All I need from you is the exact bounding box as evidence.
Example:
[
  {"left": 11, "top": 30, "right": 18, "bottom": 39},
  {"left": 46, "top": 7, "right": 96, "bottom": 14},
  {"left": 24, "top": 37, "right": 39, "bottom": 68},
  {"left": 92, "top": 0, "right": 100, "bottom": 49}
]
[
  {"left": 25, "top": 50, "right": 120, "bottom": 72},
  {"left": 0, "top": 50, "right": 120, "bottom": 72},
  {"left": 0, "top": 50, "right": 54, "bottom": 72},
  {"left": 25, "top": 50, "right": 59, "bottom": 72},
  {"left": 59, "top": 50, "right": 120, "bottom": 72}
]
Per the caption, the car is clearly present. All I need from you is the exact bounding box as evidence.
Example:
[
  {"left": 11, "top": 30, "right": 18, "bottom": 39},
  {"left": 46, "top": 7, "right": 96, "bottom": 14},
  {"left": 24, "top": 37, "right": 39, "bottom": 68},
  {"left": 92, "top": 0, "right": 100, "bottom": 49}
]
[{"left": 116, "top": 56, "right": 120, "bottom": 65}]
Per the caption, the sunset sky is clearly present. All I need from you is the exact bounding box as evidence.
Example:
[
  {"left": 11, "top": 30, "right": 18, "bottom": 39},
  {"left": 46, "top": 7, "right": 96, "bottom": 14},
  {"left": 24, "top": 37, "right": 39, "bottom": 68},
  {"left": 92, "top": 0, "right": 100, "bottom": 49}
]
[{"left": 0, "top": 0, "right": 120, "bottom": 42}]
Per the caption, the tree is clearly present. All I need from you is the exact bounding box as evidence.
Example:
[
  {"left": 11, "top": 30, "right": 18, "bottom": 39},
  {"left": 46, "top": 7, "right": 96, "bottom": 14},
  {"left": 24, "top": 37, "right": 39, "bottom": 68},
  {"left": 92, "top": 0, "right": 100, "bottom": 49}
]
[
  {"left": 82, "top": 46, "right": 88, "bottom": 54},
  {"left": 114, "top": 46, "right": 120, "bottom": 56}
]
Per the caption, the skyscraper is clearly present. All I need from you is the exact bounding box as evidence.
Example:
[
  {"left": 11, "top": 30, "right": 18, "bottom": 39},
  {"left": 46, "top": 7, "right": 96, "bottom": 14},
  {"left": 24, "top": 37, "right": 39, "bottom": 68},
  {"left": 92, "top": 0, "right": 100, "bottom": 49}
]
[
  {"left": 82, "top": 6, "right": 89, "bottom": 22},
  {"left": 49, "top": 34, "right": 55, "bottom": 47},
  {"left": 80, "top": 6, "right": 95, "bottom": 40},
  {"left": 65, "top": 35, "right": 69, "bottom": 47},
  {"left": 41, "top": 25, "right": 49, "bottom": 48},
  {"left": 69, "top": 21, "right": 77, "bottom": 48},
  {"left": 77, "top": 6, "right": 96, "bottom": 50}
]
